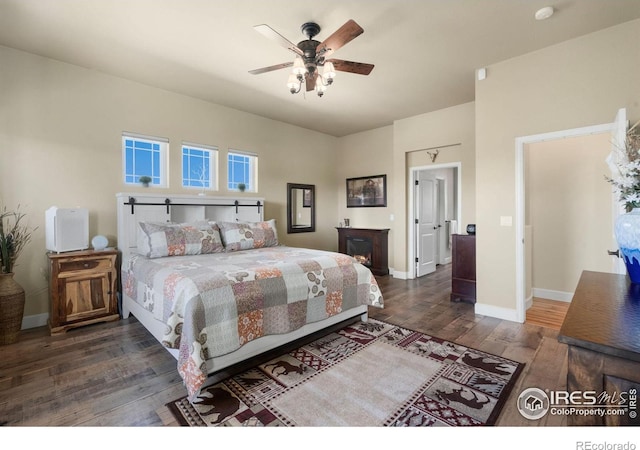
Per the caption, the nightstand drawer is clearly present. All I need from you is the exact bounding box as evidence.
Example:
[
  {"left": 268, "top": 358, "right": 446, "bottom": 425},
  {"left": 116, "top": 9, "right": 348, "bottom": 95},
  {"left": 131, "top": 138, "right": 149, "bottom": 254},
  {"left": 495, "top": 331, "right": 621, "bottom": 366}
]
[{"left": 58, "top": 257, "right": 113, "bottom": 273}]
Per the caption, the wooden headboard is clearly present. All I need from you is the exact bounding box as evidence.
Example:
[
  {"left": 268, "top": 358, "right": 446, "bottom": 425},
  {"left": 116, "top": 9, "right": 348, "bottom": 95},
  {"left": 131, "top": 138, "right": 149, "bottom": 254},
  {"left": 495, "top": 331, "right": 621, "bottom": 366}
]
[{"left": 115, "top": 192, "right": 265, "bottom": 263}]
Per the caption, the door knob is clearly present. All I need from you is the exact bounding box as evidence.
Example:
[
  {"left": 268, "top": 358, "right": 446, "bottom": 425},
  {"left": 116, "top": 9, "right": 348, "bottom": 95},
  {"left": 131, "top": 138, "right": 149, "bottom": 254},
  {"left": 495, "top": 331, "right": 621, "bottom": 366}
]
[{"left": 608, "top": 249, "right": 620, "bottom": 258}]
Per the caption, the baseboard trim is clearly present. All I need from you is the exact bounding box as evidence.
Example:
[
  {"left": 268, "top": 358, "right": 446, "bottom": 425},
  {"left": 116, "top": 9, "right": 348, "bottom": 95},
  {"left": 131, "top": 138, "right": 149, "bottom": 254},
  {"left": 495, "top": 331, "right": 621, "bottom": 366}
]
[
  {"left": 474, "top": 302, "right": 521, "bottom": 323},
  {"left": 532, "top": 288, "right": 573, "bottom": 303},
  {"left": 390, "top": 268, "right": 409, "bottom": 280},
  {"left": 22, "top": 312, "right": 49, "bottom": 330},
  {"left": 525, "top": 294, "right": 533, "bottom": 310}
]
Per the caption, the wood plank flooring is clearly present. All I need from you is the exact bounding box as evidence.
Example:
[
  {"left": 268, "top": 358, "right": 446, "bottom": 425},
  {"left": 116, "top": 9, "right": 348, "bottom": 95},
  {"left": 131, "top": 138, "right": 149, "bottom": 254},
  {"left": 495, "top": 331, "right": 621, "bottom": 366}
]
[
  {"left": 0, "top": 263, "right": 568, "bottom": 427},
  {"left": 525, "top": 297, "right": 570, "bottom": 330}
]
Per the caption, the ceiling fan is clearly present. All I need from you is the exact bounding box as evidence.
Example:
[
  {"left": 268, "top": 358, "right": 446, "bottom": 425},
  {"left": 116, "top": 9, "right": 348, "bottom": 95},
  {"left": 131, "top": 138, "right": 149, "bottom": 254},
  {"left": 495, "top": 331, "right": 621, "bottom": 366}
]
[{"left": 249, "top": 19, "right": 374, "bottom": 97}]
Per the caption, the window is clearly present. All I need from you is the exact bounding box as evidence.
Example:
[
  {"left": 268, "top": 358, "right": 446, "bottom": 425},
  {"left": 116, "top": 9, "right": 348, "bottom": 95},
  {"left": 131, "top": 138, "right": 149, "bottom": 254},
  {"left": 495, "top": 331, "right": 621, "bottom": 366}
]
[
  {"left": 122, "top": 133, "right": 168, "bottom": 187},
  {"left": 227, "top": 150, "right": 258, "bottom": 191},
  {"left": 182, "top": 143, "right": 218, "bottom": 191}
]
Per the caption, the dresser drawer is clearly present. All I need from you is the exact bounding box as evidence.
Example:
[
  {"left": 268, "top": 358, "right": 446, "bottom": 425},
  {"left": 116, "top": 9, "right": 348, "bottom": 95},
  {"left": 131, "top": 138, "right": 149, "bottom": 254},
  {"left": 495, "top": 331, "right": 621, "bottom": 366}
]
[{"left": 57, "top": 257, "right": 113, "bottom": 273}]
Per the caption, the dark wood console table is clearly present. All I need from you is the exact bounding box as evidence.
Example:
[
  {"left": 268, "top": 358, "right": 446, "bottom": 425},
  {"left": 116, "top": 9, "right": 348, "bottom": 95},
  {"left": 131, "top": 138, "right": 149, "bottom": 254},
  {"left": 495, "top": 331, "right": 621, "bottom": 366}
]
[
  {"left": 336, "top": 227, "right": 389, "bottom": 276},
  {"left": 558, "top": 270, "right": 640, "bottom": 426}
]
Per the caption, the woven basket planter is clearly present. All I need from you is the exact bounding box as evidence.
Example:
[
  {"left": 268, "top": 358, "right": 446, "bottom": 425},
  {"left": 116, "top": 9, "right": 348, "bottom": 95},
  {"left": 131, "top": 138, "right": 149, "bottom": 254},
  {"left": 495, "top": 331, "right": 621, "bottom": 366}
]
[{"left": 0, "top": 273, "right": 25, "bottom": 345}]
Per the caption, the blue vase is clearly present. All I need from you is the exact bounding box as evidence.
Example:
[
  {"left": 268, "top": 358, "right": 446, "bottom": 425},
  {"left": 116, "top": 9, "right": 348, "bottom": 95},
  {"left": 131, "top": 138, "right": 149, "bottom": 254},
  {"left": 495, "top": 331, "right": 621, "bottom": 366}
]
[{"left": 615, "top": 208, "right": 640, "bottom": 284}]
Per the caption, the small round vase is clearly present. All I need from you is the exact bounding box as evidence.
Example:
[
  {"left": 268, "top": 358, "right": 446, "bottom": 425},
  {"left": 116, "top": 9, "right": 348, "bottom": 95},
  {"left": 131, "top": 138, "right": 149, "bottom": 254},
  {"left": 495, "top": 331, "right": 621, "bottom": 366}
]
[
  {"left": 0, "top": 272, "right": 26, "bottom": 345},
  {"left": 614, "top": 208, "right": 640, "bottom": 284}
]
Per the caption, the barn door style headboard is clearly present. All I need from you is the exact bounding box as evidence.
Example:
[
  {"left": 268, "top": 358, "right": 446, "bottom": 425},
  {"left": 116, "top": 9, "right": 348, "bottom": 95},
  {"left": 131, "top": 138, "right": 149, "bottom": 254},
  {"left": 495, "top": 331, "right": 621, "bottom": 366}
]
[{"left": 115, "top": 192, "right": 265, "bottom": 263}]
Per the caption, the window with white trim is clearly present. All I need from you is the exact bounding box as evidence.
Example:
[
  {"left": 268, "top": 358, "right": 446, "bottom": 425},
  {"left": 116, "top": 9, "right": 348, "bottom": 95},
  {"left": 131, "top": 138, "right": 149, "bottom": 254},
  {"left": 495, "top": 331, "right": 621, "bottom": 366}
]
[
  {"left": 122, "top": 133, "right": 168, "bottom": 187},
  {"left": 182, "top": 143, "right": 218, "bottom": 191},
  {"left": 227, "top": 150, "right": 258, "bottom": 192}
]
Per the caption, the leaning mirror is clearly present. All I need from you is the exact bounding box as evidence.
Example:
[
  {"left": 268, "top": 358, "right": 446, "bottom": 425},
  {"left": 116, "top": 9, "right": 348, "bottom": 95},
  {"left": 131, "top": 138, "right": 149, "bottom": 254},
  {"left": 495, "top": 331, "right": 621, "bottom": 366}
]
[{"left": 287, "top": 183, "right": 315, "bottom": 233}]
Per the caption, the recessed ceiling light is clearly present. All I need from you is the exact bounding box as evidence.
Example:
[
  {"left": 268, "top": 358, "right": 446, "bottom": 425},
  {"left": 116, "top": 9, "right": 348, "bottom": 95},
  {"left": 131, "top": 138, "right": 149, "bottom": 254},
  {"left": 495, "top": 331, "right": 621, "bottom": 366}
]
[{"left": 535, "top": 6, "right": 554, "bottom": 20}]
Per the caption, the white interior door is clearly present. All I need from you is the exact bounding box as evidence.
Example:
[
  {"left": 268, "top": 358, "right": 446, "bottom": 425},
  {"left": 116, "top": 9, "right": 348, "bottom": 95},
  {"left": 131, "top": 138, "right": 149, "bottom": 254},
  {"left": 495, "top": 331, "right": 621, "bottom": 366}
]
[
  {"left": 416, "top": 171, "right": 437, "bottom": 277},
  {"left": 607, "top": 107, "right": 629, "bottom": 274}
]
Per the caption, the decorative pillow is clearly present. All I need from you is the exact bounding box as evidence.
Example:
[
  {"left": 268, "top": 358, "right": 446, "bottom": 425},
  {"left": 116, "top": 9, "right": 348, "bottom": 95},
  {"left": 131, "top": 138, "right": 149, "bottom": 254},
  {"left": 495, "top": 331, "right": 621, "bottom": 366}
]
[
  {"left": 217, "top": 219, "right": 279, "bottom": 252},
  {"left": 137, "top": 220, "right": 224, "bottom": 258}
]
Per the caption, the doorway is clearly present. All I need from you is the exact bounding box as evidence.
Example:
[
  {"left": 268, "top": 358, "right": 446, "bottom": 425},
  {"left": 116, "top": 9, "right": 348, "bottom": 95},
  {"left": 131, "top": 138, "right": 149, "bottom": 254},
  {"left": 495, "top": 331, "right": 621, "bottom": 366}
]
[
  {"left": 408, "top": 162, "right": 462, "bottom": 279},
  {"left": 514, "top": 110, "right": 626, "bottom": 323},
  {"left": 525, "top": 133, "right": 613, "bottom": 302}
]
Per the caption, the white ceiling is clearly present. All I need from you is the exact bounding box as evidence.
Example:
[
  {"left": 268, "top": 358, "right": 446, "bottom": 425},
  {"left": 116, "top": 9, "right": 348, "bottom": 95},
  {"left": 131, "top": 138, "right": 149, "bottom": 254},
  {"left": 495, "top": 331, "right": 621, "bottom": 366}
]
[{"left": 1, "top": 0, "right": 640, "bottom": 137}]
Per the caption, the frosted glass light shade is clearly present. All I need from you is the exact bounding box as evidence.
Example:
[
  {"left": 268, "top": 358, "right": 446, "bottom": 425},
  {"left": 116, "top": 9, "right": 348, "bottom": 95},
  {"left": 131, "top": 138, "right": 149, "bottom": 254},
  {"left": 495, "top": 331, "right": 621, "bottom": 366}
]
[
  {"left": 292, "top": 56, "right": 306, "bottom": 75},
  {"left": 287, "top": 73, "right": 300, "bottom": 89},
  {"left": 323, "top": 61, "right": 336, "bottom": 79}
]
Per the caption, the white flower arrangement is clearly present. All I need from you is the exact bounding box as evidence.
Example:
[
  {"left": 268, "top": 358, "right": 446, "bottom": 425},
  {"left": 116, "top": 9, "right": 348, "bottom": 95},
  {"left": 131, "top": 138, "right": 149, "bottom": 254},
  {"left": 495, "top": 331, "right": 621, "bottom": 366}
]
[{"left": 606, "top": 120, "right": 640, "bottom": 213}]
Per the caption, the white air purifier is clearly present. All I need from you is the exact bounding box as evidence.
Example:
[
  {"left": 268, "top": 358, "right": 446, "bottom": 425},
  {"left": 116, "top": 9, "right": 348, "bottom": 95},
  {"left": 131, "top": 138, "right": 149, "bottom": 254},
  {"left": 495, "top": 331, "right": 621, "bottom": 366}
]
[{"left": 45, "top": 207, "right": 89, "bottom": 253}]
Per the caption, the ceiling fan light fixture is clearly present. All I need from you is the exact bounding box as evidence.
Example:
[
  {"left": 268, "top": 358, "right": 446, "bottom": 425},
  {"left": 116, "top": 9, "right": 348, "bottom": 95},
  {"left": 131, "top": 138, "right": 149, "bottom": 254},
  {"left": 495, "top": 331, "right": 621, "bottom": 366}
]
[
  {"left": 287, "top": 73, "right": 302, "bottom": 94},
  {"left": 250, "top": 20, "right": 374, "bottom": 99},
  {"left": 315, "top": 82, "right": 327, "bottom": 97},
  {"left": 322, "top": 61, "right": 336, "bottom": 82},
  {"left": 292, "top": 56, "right": 306, "bottom": 75}
]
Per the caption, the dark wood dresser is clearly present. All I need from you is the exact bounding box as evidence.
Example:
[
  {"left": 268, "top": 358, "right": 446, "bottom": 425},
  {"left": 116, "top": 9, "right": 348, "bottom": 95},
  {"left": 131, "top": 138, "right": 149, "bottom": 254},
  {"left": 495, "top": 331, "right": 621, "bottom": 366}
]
[
  {"left": 558, "top": 270, "right": 640, "bottom": 426},
  {"left": 450, "top": 234, "right": 476, "bottom": 303}
]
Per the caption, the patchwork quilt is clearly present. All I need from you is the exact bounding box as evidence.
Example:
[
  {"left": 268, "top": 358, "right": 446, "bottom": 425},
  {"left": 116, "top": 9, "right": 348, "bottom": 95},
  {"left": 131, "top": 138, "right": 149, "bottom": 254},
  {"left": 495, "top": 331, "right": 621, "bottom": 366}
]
[{"left": 122, "top": 245, "right": 384, "bottom": 400}]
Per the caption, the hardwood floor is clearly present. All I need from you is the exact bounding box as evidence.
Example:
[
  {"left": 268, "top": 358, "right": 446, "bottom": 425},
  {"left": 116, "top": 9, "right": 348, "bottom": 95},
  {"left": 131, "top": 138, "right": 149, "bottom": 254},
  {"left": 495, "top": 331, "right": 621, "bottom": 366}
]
[
  {"left": 525, "top": 297, "right": 570, "bottom": 330},
  {"left": 0, "top": 263, "right": 568, "bottom": 427}
]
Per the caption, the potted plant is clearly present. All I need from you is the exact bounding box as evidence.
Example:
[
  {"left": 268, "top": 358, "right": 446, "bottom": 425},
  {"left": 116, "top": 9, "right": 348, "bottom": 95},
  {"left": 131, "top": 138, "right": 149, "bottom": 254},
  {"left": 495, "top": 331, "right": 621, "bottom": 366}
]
[
  {"left": 139, "top": 176, "right": 152, "bottom": 187},
  {"left": 0, "top": 205, "right": 36, "bottom": 345},
  {"left": 237, "top": 183, "right": 246, "bottom": 192}
]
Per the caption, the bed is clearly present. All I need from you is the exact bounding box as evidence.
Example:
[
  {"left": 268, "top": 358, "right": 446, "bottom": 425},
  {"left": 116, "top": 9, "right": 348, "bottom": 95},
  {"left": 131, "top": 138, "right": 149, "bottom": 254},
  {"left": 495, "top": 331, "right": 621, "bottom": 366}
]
[{"left": 115, "top": 193, "right": 384, "bottom": 400}]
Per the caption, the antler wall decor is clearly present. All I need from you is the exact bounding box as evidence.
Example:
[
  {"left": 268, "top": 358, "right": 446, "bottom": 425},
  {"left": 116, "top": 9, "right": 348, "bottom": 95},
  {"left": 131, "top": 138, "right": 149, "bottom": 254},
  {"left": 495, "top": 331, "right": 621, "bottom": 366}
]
[{"left": 427, "top": 149, "right": 439, "bottom": 163}]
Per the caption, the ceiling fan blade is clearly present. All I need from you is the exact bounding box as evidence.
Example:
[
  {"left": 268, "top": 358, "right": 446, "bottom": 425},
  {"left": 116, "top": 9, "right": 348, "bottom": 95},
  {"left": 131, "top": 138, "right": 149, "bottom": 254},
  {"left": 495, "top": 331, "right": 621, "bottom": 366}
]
[
  {"left": 328, "top": 59, "right": 374, "bottom": 75},
  {"left": 253, "top": 24, "right": 303, "bottom": 56},
  {"left": 306, "top": 72, "right": 317, "bottom": 92},
  {"left": 316, "top": 19, "right": 364, "bottom": 58},
  {"left": 249, "top": 61, "right": 293, "bottom": 75}
]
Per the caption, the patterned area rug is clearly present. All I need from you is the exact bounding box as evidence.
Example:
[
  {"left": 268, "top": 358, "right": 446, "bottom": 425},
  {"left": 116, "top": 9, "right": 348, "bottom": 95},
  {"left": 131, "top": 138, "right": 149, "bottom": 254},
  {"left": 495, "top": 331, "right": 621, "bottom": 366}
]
[{"left": 166, "top": 319, "right": 524, "bottom": 426}]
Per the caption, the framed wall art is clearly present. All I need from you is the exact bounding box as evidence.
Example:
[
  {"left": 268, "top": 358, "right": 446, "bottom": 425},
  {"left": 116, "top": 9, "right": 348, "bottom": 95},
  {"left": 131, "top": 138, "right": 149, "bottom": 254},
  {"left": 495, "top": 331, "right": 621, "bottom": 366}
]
[{"left": 346, "top": 174, "right": 387, "bottom": 208}]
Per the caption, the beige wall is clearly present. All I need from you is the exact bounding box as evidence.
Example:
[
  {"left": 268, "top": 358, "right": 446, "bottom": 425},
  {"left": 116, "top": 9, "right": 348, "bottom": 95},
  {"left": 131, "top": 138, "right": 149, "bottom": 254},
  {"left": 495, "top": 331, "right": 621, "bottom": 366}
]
[
  {"left": 392, "top": 102, "right": 476, "bottom": 276},
  {"left": 526, "top": 133, "right": 614, "bottom": 295},
  {"left": 475, "top": 19, "right": 640, "bottom": 317},
  {"left": 0, "top": 45, "right": 340, "bottom": 320},
  {"left": 335, "top": 126, "right": 395, "bottom": 259},
  {"left": 334, "top": 105, "right": 476, "bottom": 277}
]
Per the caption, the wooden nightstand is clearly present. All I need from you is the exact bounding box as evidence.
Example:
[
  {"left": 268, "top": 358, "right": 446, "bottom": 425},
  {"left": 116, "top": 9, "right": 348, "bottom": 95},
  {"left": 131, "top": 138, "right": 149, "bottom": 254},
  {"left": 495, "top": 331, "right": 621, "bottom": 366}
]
[{"left": 48, "top": 249, "right": 120, "bottom": 335}]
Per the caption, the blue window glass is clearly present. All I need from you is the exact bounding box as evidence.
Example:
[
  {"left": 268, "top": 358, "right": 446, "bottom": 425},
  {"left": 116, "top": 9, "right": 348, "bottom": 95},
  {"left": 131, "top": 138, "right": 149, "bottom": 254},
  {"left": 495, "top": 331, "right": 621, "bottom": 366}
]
[
  {"left": 182, "top": 145, "right": 215, "bottom": 189},
  {"left": 122, "top": 135, "right": 166, "bottom": 186},
  {"left": 182, "top": 154, "right": 188, "bottom": 180},
  {"left": 227, "top": 152, "right": 255, "bottom": 191}
]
